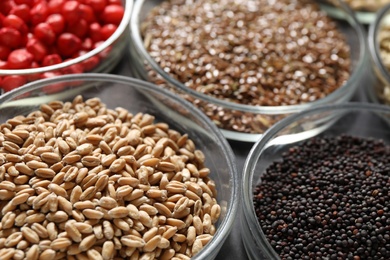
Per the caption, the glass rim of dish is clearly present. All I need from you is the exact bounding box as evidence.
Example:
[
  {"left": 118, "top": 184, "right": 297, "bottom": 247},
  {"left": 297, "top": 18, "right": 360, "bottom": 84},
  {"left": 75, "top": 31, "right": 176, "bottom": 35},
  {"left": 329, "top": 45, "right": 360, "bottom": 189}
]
[
  {"left": 0, "top": 73, "right": 240, "bottom": 260},
  {"left": 130, "top": 0, "right": 367, "bottom": 115},
  {"left": 0, "top": 0, "right": 133, "bottom": 76},
  {"left": 242, "top": 101, "right": 390, "bottom": 258},
  {"left": 368, "top": 3, "right": 390, "bottom": 86}
]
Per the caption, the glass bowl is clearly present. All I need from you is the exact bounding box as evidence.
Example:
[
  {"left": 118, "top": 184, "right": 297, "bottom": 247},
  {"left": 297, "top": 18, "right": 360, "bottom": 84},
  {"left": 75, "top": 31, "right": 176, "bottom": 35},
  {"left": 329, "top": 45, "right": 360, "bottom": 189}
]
[
  {"left": 241, "top": 102, "right": 390, "bottom": 259},
  {"left": 0, "top": 73, "right": 238, "bottom": 260},
  {"left": 0, "top": 0, "right": 133, "bottom": 93},
  {"left": 368, "top": 3, "right": 390, "bottom": 105},
  {"left": 129, "top": 0, "right": 367, "bottom": 142}
]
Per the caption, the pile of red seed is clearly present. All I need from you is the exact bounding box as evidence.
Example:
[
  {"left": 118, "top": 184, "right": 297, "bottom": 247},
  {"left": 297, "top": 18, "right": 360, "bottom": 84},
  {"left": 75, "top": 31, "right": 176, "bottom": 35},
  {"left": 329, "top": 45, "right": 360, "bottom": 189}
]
[{"left": 0, "top": 0, "right": 125, "bottom": 92}]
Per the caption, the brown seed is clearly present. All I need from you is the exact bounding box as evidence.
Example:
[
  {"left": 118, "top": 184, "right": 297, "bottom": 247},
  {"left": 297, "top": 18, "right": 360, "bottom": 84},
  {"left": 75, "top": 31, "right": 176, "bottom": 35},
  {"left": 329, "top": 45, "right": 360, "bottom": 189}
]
[
  {"left": 39, "top": 249, "right": 56, "bottom": 260},
  {"left": 79, "top": 234, "right": 96, "bottom": 251},
  {"left": 21, "top": 226, "right": 40, "bottom": 244},
  {"left": 108, "top": 206, "right": 129, "bottom": 219},
  {"left": 83, "top": 209, "right": 104, "bottom": 220},
  {"left": 102, "top": 241, "right": 114, "bottom": 260},
  {"left": 50, "top": 237, "right": 72, "bottom": 250},
  {"left": 121, "top": 235, "right": 145, "bottom": 247}
]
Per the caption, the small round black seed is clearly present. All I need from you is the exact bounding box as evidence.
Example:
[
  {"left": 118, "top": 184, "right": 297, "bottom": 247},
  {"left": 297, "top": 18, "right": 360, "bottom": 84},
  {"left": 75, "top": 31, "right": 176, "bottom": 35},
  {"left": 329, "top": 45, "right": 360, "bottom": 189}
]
[{"left": 253, "top": 135, "right": 390, "bottom": 259}]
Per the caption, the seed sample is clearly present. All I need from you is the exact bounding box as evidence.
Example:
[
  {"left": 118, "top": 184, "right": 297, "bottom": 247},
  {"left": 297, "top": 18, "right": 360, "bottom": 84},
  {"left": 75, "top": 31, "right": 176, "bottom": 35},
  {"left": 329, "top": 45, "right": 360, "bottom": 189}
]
[
  {"left": 253, "top": 135, "right": 390, "bottom": 259},
  {"left": 0, "top": 96, "right": 221, "bottom": 259},
  {"left": 142, "top": 0, "right": 351, "bottom": 133}
]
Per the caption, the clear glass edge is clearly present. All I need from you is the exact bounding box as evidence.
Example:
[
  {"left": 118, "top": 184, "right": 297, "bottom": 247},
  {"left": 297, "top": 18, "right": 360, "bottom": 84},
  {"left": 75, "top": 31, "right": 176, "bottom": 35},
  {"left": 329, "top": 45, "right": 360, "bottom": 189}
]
[
  {"left": 0, "top": 0, "right": 133, "bottom": 75},
  {"left": 241, "top": 102, "right": 390, "bottom": 259},
  {"left": 0, "top": 73, "right": 240, "bottom": 260},
  {"left": 130, "top": 0, "right": 368, "bottom": 115}
]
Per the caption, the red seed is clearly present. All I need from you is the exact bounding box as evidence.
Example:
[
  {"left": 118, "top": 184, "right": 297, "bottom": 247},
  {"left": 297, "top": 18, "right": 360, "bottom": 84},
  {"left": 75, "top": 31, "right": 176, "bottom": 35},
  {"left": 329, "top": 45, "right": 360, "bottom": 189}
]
[
  {"left": 46, "top": 14, "right": 65, "bottom": 35},
  {"left": 57, "top": 33, "right": 81, "bottom": 57},
  {"left": 101, "top": 5, "right": 124, "bottom": 25},
  {"left": 3, "top": 14, "right": 28, "bottom": 35},
  {"left": 34, "top": 23, "right": 56, "bottom": 45},
  {"left": 0, "top": 27, "right": 22, "bottom": 49},
  {"left": 10, "top": 4, "right": 31, "bottom": 23},
  {"left": 100, "top": 23, "right": 117, "bottom": 40},
  {"left": 42, "top": 53, "right": 62, "bottom": 67},
  {"left": 79, "top": 4, "right": 96, "bottom": 23},
  {"left": 0, "top": 45, "right": 11, "bottom": 60},
  {"left": 47, "top": 0, "right": 65, "bottom": 14},
  {"left": 30, "top": 2, "right": 49, "bottom": 26},
  {"left": 62, "top": 1, "right": 81, "bottom": 26},
  {"left": 7, "top": 48, "right": 33, "bottom": 69},
  {"left": 85, "top": 0, "right": 107, "bottom": 13},
  {"left": 1, "top": 75, "right": 27, "bottom": 92},
  {"left": 26, "top": 38, "right": 47, "bottom": 62},
  {"left": 67, "top": 19, "right": 88, "bottom": 38},
  {"left": 89, "top": 22, "right": 102, "bottom": 42},
  {"left": 0, "top": 1, "right": 15, "bottom": 16}
]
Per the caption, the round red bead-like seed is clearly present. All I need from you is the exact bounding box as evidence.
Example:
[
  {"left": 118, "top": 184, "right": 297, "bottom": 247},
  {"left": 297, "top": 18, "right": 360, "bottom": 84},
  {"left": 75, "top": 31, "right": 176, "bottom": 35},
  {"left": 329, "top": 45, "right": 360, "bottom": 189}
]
[
  {"left": 100, "top": 23, "right": 117, "bottom": 40},
  {"left": 101, "top": 5, "right": 124, "bottom": 25},
  {"left": 0, "top": 27, "right": 23, "bottom": 49},
  {"left": 85, "top": 0, "right": 107, "bottom": 13},
  {"left": 0, "top": 1, "right": 16, "bottom": 16},
  {"left": 47, "top": 0, "right": 65, "bottom": 14},
  {"left": 0, "top": 45, "right": 11, "bottom": 60},
  {"left": 1, "top": 75, "right": 27, "bottom": 92},
  {"left": 42, "top": 53, "right": 62, "bottom": 67},
  {"left": 67, "top": 19, "right": 88, "bottom": 38},
  {"left": 46, "top": 14, "right": 65, "bottom": 35},
  {"left": 7, "top": 48, "right": 33, "bottom": 69},
  {"left": 89, "top": 22, "right": 102, "bottom": 42},
  {"left": 10, "top": 4, "right": 31, "bottom": 23},
  {"left": 26, "top": 37, "right": 47, "bottom": 62},
  {"left": 34, "top": 22, "right": 56, "bottom": 45},
  {"left": 57, "top": 33, "right": 82, "bottom": 57},
  {"left": 79, "top": 4, "right": 96, "bottom": 23},
  {"left": 62, "top": 1, "right": 81, "bottom": 26},
  {"left": 30, "top": 2, "right": 49, "bottom": 26},
  {"left": 3, "top": 14, "right": 28, "bottom": 35}
]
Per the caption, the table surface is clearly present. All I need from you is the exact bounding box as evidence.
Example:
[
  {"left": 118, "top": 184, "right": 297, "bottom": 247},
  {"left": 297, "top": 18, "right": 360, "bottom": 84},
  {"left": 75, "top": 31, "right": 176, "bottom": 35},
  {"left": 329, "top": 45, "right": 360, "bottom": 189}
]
[{"left": 112, "top": 22, "right": 375, "bottom": 259}]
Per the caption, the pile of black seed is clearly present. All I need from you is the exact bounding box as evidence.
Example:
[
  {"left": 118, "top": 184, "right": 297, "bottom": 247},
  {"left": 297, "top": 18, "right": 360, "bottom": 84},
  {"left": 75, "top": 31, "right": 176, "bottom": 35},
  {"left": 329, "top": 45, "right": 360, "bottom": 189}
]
[{"left": 253, "top": 135, "right": 390, "bottom": 260}]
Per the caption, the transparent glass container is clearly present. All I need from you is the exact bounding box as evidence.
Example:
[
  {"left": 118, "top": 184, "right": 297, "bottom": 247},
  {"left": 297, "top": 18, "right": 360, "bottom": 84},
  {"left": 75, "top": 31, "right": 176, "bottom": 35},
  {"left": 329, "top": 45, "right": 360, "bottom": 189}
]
[
  {"left": 241, "top": 102, "right": 390, "bottom": 259},
  {"left": 368, "top": 3, "right": 390, "bottom": 105},
  {"left": 0, "top": 0, "right": 133, "bottom": 91},
  {"left": 0, "top": 73, "right": 239, "bottom": 260},
  {"left": 129, "top": 0, "right": 367, "bottom": 142}
]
